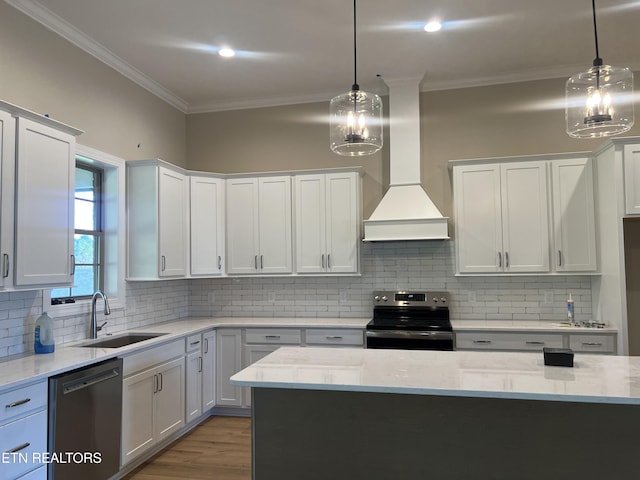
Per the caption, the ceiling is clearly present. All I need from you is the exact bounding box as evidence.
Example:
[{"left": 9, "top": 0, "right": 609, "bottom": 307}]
[{"left": 7, "top": 0, "right": 640, "bottom": 113}]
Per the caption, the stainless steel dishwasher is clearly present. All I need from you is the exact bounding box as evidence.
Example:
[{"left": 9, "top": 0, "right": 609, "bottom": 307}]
[{"left": 48, "top": 357, "right": 123, "bottom": 480}]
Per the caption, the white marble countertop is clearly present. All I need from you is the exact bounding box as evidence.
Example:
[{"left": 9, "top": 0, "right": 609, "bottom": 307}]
[
  {"left": 231, "top": 346, "right": 640, "bottom": 404},
  {"left": 0, "top": 316, "right": 370, "bottom": 392},
  {"left": 452, "top": 319, "right": 617, "bottom": 333}
]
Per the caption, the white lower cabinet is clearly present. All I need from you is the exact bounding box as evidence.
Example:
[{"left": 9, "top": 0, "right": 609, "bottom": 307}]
[
  {"left": 121, "top": 349, "right": 185, "bottom": 466},
  {"left": 305, "top": 328, "right": 364, "bottom": 347},
  {"left": 185, "top": 335, "right": 203, "bottom": 423},
  {"left": 202, "top": 330, "right": 217, "bottom": 412},
  {"left": 0, "top": 380, "right": 47, "bottom": 480},
  {"left": 456, "top": 330, "right": 617, "bottom": 354},
  {"left": 216, "top": 329, "right": 243, "bottom": 407}
]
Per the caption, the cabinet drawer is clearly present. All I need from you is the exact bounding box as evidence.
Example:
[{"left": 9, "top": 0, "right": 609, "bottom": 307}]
[
  {"left": 456, "top": 332, "right": 563, "bottom": 351},
  {"left": 0, "top": 410, "right": 47, "bottom": 480},
  {"left": 185, "top": 333, "right": 202, "bottom": 352},
  {"left": 245, "top": 328, "right": 301, "bottom": 345},
  {"left": 305, "top": 329, "right": 364, "bottom": 346},
  {"left": 0, "top": 381, "right": 47, "bottom": 424},
  {"left": 569, "top": 334, "right": 616, "bottom": 354},
  {"left": 123, "top": 339, "right": 184, "bottom": 377}
]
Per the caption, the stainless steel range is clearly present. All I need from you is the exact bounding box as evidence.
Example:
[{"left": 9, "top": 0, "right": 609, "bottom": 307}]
[{"left": 366, "top": 291, "right": 454, "bottom": 350}]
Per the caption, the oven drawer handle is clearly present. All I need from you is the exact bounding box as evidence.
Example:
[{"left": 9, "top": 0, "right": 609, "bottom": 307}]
[
  {"left": 366, "top": 330, "right": 453, "bottom": 341},
  {"left": 472, "top": 340, "right": 492, "bottom": 344}
]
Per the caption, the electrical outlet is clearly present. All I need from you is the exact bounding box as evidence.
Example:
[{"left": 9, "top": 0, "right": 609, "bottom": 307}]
[
  {"left": 339, "top": 291, "right": 348, "bottom": 303},
  {"left": 544, "top": 291, "right": 554, "bottom": 304},
  {"left": 268, "top": 292, "right": 276, "bottom": 303},
  {"left": 467, "top": 291, "right": 477, "bottom": 303},
  {"left": 208, "top": 291, "right": 216, "bottom": 304}
]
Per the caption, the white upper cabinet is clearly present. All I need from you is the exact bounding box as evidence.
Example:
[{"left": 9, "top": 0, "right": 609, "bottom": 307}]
[
  {"left": 127, "top": 160, "right": 189, "bottom": 279},
  {"left": 624, "top": 144, "right": 640, "bottom": 215},
  {"left": 550, "top": 157, "right": 597, "bottom": 272},
  {"left": 0, "top": 110, "right": 15, "bottom": 289},
  {"left": 226, "top": 176, "right": 292, "bottom": 275},
  {"left": 190, "top": 175, "right": 225, "bottom": 276},
  {"left": 14, "top": 118, "right": 77, "bottom": 287},
  {"left": 453, "top": 161, "right": 549, "bottom": 274},
  {"left": 294, "top": 171, "right": 360, "bottom": 274}
]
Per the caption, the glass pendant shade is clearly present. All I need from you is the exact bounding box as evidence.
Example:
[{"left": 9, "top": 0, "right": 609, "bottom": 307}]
[
  {"left": 330, "top": 88, "right": 383, "bottom": 156},
  {"left": 566, "top": 65, "right": 634, "bottom": 138}
]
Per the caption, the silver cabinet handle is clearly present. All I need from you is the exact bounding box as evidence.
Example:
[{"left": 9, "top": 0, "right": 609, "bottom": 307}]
[
  {"left": 7, "top": 442, "right": 30, "bottom": 454},
  {"left": 198, "top": 356, "right": 203, "bottom": 373},
  {"left": 254, "top": 255, "right": 258, "bottom": 270},
  {"left": 218, "top": 255, "right": 222, "bottom": 270},
  {"left": 498, "top": 252, "right": 502, "bottom": 267},
  {"left": 2, "top": 253, "right": 9, "bottom": 278},
  {"left": 261, "top": 255, "right": 264, "bottom": 269},
  {"left": 558, "top": 250, "right": 563, "bottom": 266},
  {"left": 153, "top": 374, "right": 158, "bottom": 394},
  {"left": 326, "top": 336, "right": 343, "bottom": 340},
  {"left": 582, "top": 342, "right": 603, "bottom": 346},
  {"left": 525, "top": 341, "right": 545, "bottom": 345},
  {"left": 204, "top": 338, "right": 209, "bottom": 354},
  {"left": 505, "top": 251, "right": 509, "bottom": 268},
  {"left": 190, "top": 340, "right": 200, "bottom": 346},
  {"left": 70, "top": 254, "right": 76, "bottom": 275},
  {"left": 158, "top": 372, "right": 163, "bottom": 392},
  {"left": 321, "top": 254, "right": 325, "bottom": 269},
  {"left": 265, "top": 335, "right": 281, "bottom": 340},
  {"left": 161, "top": 255, "right": 166, "bottom": 272},
  {"left": 327, "top": 254, "right": 331, "bottom": 269},
  {"left": 6, "top": 398, "right": 31, "bottom": 408},
  {"left": 473, "top": 340, "right": 492, "bottom": 344}
]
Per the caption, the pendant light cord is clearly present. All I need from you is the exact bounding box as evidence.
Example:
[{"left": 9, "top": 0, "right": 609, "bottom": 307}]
[
  {"left": 352, "top": 0, "right": 359, "bottom": 90},
  {"left": 591, "top": 0, "right": 603, "bottom": 66}
]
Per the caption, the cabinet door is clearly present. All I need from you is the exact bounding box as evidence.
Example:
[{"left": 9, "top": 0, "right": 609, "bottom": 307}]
[
  {"left": 500, "top": 162, "right": 549, "bottom": 273},
  {"left": 0, "top": 111, "right": 15, "bottom": 289},
  {"left": 155, "top": 357, "right": 185, "bottom": 442},
  {"left": 121, "top": 368, "right": 156, "bottom": 465},
  {"left": 190, "top": 176, "right": 224, "bottom": 276},
  {"left": 624, "top": 144, "right": 640, "bottom": 215},
  {"left": 14, "top": 118, "right": 75, "bottom": 286},
  {"left": 158, "top": 167, "right": 188, "bottom": 277},
  {"left": 454, "top": 164, "right": 503, "bottom": 273},
  {"left": 325, "top": 172, "right": 359, "bottom": 273},
  {"left": 202, "top": 330, "right": 216, "bottom": 412},
  {"left": 294, "top": 174, "right": 326, "bottom": 273},
  {"left": 551, "top": 157, "right": 597, "bottom": 272},
  {"left": 226, "top": 178, "right": 260, "bottom": 274},
  {"left": 243, "top": 344, "right": 280, "bottom": 407},
  {"left": 216, "top": 329, "right": 243, "bottom": 406},
  {"left": 185, "top": 350, "right": 202, "bottom": 423},
  {"left": 258, "top": 176, "right": 292, "bottom": 273}
]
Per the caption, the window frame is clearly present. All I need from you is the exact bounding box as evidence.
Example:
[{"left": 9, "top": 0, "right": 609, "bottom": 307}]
[{"left": 44, "top": 144, "right": 126, "bottom": 316}]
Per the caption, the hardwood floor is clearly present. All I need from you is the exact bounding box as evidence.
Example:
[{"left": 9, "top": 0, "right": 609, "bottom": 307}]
[{"left": 121, "top": 416, "right": 252, "bottom": 480}]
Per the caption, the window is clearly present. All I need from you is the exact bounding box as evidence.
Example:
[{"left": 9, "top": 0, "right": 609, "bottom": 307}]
[
  {"left": 45, "top": 144, "right": 125, "bottom": 314},
  {"left": 51, "top": 161, "right": 104, "bottom": 302}
]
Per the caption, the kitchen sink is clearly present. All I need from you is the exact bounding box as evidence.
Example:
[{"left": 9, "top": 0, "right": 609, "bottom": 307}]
[{"left": 78, "top": 332, "right": 168, "bottom": 348}]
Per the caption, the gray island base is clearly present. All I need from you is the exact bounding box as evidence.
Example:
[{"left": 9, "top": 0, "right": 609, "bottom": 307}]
[{"left": 252, "top": 387, "right": 636, "bottom": 480}]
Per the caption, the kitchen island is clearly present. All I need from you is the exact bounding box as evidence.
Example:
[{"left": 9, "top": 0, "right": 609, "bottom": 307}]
[{"left": 231, "top": 347, "right": 640, "bottom": 480}]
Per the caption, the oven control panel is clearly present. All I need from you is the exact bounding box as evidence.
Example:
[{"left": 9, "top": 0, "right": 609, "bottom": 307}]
[{"left": 373, "top": 291, "right": 449, "bottom": 308}]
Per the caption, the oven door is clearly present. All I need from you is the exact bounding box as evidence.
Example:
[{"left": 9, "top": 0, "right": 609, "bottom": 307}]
[{"left": 366, "top": 330, "right": 454, "bottom": 351}]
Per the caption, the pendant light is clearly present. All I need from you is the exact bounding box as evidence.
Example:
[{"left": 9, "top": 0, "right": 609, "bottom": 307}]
[
  {"left": 566, "top": 0, "right": 634, "bottom": 138},
  {"left": 330, "top": 0, "right": 383, "bottom": 156}
]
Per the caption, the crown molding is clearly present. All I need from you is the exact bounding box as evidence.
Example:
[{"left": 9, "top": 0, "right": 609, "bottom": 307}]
[
  {"left": 187, "top": 91, "right": 343, "bottom": 114},
  {"left": 6, "top": 0, "right": 189, "bottom": 113}
]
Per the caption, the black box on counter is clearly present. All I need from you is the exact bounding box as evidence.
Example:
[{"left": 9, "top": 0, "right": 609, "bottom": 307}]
[{"left": 543, "top": 347, "right": 574, "bottom": 367}]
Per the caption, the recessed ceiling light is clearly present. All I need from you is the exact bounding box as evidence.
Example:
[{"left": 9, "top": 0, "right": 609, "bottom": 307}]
[
  {"left": 423, "top": 21, "right": 442, "bottom": 33},
  {"left": 219, "top": 47, "right": 235, "bottom": 58}
]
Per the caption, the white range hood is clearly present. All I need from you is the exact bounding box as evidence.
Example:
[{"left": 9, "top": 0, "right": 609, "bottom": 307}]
[{"left": 363, "top": 79, "right": 449, "bottom": 241}]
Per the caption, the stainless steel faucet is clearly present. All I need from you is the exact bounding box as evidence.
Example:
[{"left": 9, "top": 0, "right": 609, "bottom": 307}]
[{"left": 90, "top": 290, "right": 111, "bottom": 339}]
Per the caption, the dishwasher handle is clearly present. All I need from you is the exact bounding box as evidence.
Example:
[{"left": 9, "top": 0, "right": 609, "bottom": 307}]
[{"left": 63, "top": 368, "right": 121, "bottom": 395}]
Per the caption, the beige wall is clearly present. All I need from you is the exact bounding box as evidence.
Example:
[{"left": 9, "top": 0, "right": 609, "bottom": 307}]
[
  {"left": 187, "top": 77, "right": 640, "bottom": 221},
  {"left": 0, "top": 2, "right": 186, "bottom": 165}
]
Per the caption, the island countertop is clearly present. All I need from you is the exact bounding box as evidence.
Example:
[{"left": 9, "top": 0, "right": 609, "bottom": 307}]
[{"left": 230, "top": 346, "right": 640, "bottom": 405}]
